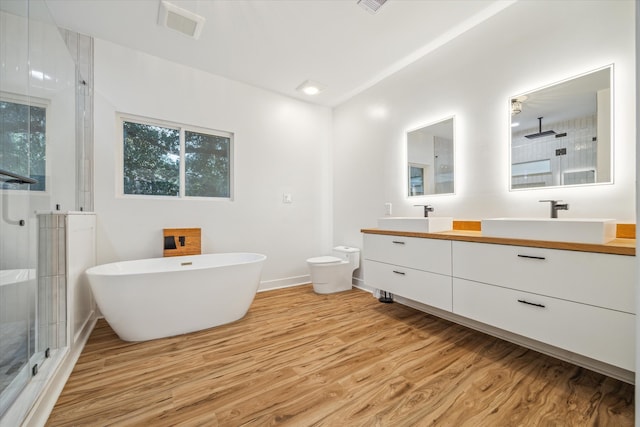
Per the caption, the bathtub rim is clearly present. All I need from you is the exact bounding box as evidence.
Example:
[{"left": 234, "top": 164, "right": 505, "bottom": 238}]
[{"left": 85, "top": 252, "right": 267, "bottom": 277}]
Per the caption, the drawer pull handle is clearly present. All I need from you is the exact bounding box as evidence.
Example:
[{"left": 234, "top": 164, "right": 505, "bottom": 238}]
[
  {"left": 392, "top": 241, "right": 406, "bottom": 245},
  {"left": 392, "top": 270, "right": 406, "bottom": 275},
  {"left": 517, "top": 299, "right": 545, "bottom": 308},
  {"left": 517, "top": 254, "right": 546, "bottom": 260}
]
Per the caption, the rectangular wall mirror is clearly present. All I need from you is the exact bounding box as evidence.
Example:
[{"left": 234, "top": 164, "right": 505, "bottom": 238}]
[
  {"left": 407, "top": 117, "right": 454, "bottom": 196},
  {"left": 510, "top": 66, "right": 612, "bottom": 190}
]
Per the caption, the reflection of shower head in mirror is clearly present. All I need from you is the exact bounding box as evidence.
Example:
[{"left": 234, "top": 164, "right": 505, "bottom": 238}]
[{"left": 524, "top": 117, "right": 556, "bottom": 139}]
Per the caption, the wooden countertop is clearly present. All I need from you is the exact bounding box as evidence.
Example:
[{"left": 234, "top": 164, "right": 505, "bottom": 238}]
[{"left": 361, "top": 228, "right": 636, "bottom": 256}]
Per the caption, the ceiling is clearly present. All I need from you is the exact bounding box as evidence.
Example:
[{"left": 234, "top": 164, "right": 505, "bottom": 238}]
[{"left": 44, "top": 0, "right": 515, "bottom": 107}]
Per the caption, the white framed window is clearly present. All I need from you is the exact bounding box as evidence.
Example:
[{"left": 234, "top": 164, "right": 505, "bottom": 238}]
[
  {"left": 118, "top": 114, "right": 233, "bottom": 199},
  {"left": 0, "top": 93, "right": 49, "bottom": 192},
  {"left": 511, "top": 159, "right": 552, "bottom": 177},
  {"left": 408, "top": 163, "right": 426, "bottom": 196}
]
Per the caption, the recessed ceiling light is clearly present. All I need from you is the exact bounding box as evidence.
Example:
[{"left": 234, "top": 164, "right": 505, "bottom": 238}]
[
  {"left": 296, "top": 80, "right": 325, "bottom": 96},
  {"left": 158, "top": 1, "right": 205, "bottom": 40}
]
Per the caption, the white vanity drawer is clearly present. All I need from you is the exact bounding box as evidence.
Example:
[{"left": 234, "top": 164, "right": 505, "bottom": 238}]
[
  {"left": 452, "top": 241, "right": 635, "bottom": 313},
  {"left": 364, "top": 260, "right": 452, "bottom": 311},
  {"left": 452, "top": 278, "right": 634, "bottom": 371},
  {"left": 363, "top": 234, "right": 451, "bottom": 275}
]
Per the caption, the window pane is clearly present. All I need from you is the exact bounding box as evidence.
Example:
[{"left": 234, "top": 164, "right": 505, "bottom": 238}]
[
  {"left": 409, "top": 165, "right": 424, "bottom": 196},
  {"left": 123, "top": 121, "right": 180, "bottom": 196},
  {"left": 185, "top": 130, "right": 230, "bottom": 198},
  {"left": 0, "top": 101, "right": 46, "bottom": 191}
]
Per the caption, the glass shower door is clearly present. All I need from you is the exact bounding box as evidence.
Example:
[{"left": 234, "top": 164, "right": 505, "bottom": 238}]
[
  {"left": 0, "top": 177, "right": 45, "bottom": 418},
  {"left": 2, "top": 0, "right": 80, "bottom": 422},
  {"left": 0, "top": 0, "right": 33, "bottom": 415},
  {"left": 0, "top": 0, "right": 53, "bottom": 418}
]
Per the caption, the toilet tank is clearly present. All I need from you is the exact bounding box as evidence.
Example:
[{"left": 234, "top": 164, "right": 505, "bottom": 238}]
[{"left": 332, "top": 246, "right": 360, "bottom": 269}]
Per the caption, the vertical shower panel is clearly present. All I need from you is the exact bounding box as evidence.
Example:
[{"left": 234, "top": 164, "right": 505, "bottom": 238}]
[{"left": 60, "top": 30, "right": 94, "bottom": 212}]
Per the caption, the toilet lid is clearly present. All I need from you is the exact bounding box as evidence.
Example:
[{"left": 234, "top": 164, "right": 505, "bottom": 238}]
[{"left": 307, "top": 256, "right": 342, "bottom": 264}]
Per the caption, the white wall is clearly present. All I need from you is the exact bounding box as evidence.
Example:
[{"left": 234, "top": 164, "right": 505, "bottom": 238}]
[
  {"left": 93, "top": 39, "right": 333, "bottom": 288},
  {"left": 333, "top": 0, "right": 636, "bottom": 258}
]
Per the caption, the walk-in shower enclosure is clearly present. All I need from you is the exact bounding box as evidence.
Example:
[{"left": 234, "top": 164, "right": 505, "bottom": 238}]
[{"left": 0, "top": 0, "right": 93, "bottom": 424}]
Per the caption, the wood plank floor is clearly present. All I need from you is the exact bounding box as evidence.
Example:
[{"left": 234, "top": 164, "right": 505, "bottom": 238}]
[{"left": 47, "top": 285, "right": 634, "bottom": 426}]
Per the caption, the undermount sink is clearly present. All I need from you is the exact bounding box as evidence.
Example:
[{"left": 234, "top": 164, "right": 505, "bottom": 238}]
[
  {"left": 481, "top": 218, "right": 617, "bottom": 244},
  {"left": 377, "top": 217, "right": 453, "bottom": 233}
]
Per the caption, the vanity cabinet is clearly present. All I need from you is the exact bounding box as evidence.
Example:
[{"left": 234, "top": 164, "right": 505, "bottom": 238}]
[
  {"left": 363, "top": 234, "right": 452, "bottom": 311},
  {"left": 451, "top": 241, "right": 635, "bottom": 371},
  {"left": 452, "top": 241, "right": 635, "bottom": 313},
  {"left": 361, "top": 231, "right": 636, "bottom": 375}
]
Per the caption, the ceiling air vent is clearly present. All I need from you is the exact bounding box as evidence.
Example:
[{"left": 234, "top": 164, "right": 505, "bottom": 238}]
[
  {"left": 158, "top": 1, "right": 205, "bottom": 40},
  {"left": 357, "top": 0, "right": 387, "bottom": 14}
]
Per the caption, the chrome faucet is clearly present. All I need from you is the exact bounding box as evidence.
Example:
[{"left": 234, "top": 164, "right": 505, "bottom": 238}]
[
  {"left": 414, "top": 204, "right": 434, "bottom": 217},
  {"left": 540, "top": 199, "right": 569, "bottom": 218}
]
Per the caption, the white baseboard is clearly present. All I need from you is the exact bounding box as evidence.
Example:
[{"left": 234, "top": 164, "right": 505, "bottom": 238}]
[
  {"left": 258, "top": 275, "right": 367, "bottom": 293},
  {"left": 352, "top": 276, "right": 371, "bottom": 292},
  {"left": 258, "top": 275, "right": 310, "bottom": 292}
]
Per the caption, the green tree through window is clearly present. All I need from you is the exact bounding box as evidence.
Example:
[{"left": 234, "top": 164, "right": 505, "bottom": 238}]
[
  {"left": 123, "top": 122, "right": 180, "bottom": 196},
  {"left": 122, "top": 118, "right": 232, "bottom": 199},
  {"left": 0, "top": 100, "right": 46, "bottom": 191},
  {"left": 185, "top": 131, "right": 230, "bottom": 197}
]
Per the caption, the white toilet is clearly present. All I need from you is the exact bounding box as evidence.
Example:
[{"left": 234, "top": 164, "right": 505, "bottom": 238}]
[{"left": 306, "top": 246, "right": 360, "bottom": 294}]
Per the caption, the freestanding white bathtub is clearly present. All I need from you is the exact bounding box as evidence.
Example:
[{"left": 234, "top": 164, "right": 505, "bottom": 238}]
[{"left": 86, "top": 253, "right": 266, "bottom": 341}]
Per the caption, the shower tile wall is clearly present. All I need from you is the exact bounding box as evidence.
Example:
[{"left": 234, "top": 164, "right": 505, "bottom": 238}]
[
  {"left": 61, "top": 30, "right": 94, "bottom": 212},
  {"left": 37, "top": 214, "right": 67, "bottom": 351},
  {"left": 511, "top": 115, "right": 597, "bottom": 188},
  {"left": 434, "top": 136, "right": 454, "bottom": 193}
]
